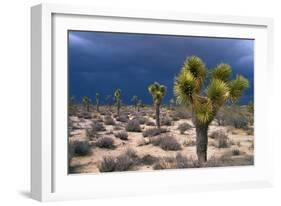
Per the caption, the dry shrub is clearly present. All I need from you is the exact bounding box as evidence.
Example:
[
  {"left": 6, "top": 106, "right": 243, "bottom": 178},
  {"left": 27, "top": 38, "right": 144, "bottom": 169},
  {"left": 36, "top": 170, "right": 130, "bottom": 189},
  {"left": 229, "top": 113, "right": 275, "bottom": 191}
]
[
  {"left": 151, "top": 135, "right": 181, "bottom": 151},
  {"left": 142, "top": 128, "right": 167, "bottom": 137},
  {"left": 126, "top": 119, "right": 142, "bottom": 132},
  {"left": 161, "top": 117, "right": 172, "bottom": 126},
  {"left": 116, "top": 115, "right": 129, "bottom": 123},
  {"left": 96, "top": 137, "right": 115, "bottom": 149},
  {"left": 209, "top": 130, "right": 229, "bottom": 148},
  {"left": 82, "top": 112, "right": 92, "bottom": 119},
  {"left": 115, "top": 154, "right": 134, "bottom": 171},
  {"left": 114, "top": 131, "right": 129, "bottom": 140},
  {"left": 70, "top": 141, "right": 91, "bottom": 156},
  {"left": 183, "top": 139, "right": 196, "bottom": 147},
  {"left": 133, "top": 116, "right": 148, "bottom": 125},
  {"left": 91, "top": 121, "right": 106, "bottom": 132},
  {"left": 232, "top": 148, "right": 241, "bottom": 156},
  {"left": 153, "top": 153, "right": 188, "bottom": 170},
  {"left": 145, "top": 121, "right": 156, "bottom": 126},
  {"left": 139, "top": 154, "right": 158, "bottom": 165},
  {"left": 177, "top": 122, "right": 192, "bottom": 134},
  {"left": 99, "top": 156, "right": 116, "bottom": 172},
  {"left": 104, "top": 116, "right": 116, "bottom": 125},
  {"left": 98, "top": 148, "right": 138, "bottom": 172}
]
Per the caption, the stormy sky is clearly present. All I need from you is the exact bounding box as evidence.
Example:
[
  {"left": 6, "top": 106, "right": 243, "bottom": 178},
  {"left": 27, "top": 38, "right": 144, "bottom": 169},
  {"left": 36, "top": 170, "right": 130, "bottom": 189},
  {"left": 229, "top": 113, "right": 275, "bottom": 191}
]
[{"left": 68, "top": 31, "right": 254, "bottom": 105}]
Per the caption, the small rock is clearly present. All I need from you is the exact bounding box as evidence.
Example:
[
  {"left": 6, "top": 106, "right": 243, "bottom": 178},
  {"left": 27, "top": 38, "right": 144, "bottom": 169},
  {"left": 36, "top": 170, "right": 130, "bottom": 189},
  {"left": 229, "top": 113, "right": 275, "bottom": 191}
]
[{"left": 144, "top": 137, "right": 150, "bottom": 144}]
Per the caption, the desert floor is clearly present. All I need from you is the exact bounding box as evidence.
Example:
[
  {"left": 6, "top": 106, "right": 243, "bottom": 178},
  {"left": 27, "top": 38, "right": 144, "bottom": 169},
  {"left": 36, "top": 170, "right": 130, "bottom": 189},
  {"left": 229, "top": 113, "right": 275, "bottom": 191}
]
[{"left": 69, "top": 106, "right": 254, "bottom": 174}]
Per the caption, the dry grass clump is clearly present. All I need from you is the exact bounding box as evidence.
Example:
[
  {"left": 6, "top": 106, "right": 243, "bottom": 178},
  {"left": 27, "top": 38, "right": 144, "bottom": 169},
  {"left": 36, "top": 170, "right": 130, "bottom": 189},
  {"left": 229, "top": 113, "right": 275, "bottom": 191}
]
[
  {"left": 183, "top": 139, "right": 196, "bottom": 147},
  {"left": 161, "top": 116, "right": 172, "bottom": 126},
  {"left": 153, "top": 153, "right": 188, "bottom": 170},
  {"left": 177, "top": 122, "right": 192, "bottom": 134},
  {"left": 82, "top": 112, "right": 92, "bottom": 119},
  {"left": 96, "top": 137, "right": 115, "bottom": 149},
  {"left": 98, "top": 148, "right": 138, "bottom": 172},
  {"left": 139, "top": 154, "right": 158, "bottom": 165},
  {"left": 99, "top": 156, "right": 116, "bottom": 172},
  {"left": 209, "top": 130, "right": 230, "bottom": 148},
  {"left": 104, "top": 116, "right": 116, "bottom": 125},
  {"left": 115, "top": 115, "right": 129, "bottom": 123},
  {"left": 151, "top": 134, "right": 181, "bottom": 151},
  {"left": 69, "top": 141, "right": 91, "bottom": 156},
  {"left": 126, "top": 119, "right": 142, "bottom": 132},
  {"left": 91, "top": 121, "right": 106, "bottom": 132},
  {"left": 231, "top": 148, "right": 241, "bottom": 156},
  {"left": 133, "top": 116, "right": 148, "bottom": 125},
  {"left": 114, "top": 131, "right": 129, "bottom": 140},
  {"left": 142, "top": 128, "right": 167, "bottom": 137},
  {"left": 145, "top": 121, "right": 156, "bottom": 126}
]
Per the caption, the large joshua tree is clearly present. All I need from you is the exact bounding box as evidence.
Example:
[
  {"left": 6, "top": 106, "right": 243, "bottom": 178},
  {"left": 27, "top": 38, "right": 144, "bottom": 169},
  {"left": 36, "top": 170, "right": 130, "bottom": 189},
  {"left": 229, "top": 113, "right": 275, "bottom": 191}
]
[
  {"left": 96, "top": 93, "right": 100, "bottom": 112},
  {"left": 148, "top": 82, "right": 167, "bottom": 129},
  {"left": 174, "top": 56, "right": 249, "bottom": 163},
  {"left": 114, "top": 89, "right": 121, "bottom": 116},
  {"left": 82, "top": 96, "right": 91, "bottom": 112}
]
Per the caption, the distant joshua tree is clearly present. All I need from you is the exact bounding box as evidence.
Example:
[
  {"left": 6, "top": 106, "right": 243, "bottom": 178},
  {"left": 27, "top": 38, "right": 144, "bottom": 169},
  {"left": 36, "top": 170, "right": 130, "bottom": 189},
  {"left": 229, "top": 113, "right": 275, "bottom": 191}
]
[
  {"left": 131, "top": 95, "right": 138, "bottom": 111},
  {"left": 114, "top": 89, "right": 121, "bottom": 116},
  {"left": 148, "top": 82, "right": 166, "bottom": 129},
  {"left": 82, "top": 96, "right": 91, "bottom": 112},
  {"left": 174, "top": 56, "right": 249, "bottom": 163},
  {"left": 105, "top": 95, "right": 112, "bottom": 108},
  {"left": 96, "top": 93, "right": 100, "bottom": 112},
  {"left": 137, "top": 99, "right": 142, "bottom": 112}
]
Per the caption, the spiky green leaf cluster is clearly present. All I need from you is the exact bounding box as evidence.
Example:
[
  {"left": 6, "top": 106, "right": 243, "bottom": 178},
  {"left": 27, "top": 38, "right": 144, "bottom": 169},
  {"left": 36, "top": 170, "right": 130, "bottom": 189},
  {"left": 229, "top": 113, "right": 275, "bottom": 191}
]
[
  {"left": 82, "top": 96, "right": 91, "bottom": 106},
  {"left": 228, "top": 75, "right": 249, "bottom": 102},
  {"left": 114, "top": 89, "right": 121, "bottom": 100},
  {"left": 183, "top": 56, "right": 207, "bottom": 92},
  {"left": 212, "top": 64, "right": 232, "bottom": 82},
  {"left": 207, "top": 79, "right": 229, "bottom": 107},
  {"left": 148, "top": 82, "right": 166, "bottom": 105}
]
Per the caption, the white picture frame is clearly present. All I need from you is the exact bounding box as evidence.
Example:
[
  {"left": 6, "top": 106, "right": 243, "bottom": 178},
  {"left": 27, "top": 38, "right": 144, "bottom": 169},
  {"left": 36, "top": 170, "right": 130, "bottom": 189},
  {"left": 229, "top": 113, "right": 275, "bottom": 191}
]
[{"left": 31, "top": 3, "right": 274, "bottom": 202}]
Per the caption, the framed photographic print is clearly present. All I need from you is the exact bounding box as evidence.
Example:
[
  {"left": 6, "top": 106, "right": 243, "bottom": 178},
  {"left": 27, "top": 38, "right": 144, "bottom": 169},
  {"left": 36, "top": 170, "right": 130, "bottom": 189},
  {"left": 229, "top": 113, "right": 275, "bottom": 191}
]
[{"left": 31, "top": 3, "right": 274, "bottom": 201}]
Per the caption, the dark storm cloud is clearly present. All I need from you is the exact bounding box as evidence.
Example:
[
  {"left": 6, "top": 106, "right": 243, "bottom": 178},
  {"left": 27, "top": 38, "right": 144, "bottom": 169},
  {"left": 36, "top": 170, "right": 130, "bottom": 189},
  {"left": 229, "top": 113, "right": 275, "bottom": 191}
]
[{"left": 69, "top": 31, "right": 254, "bottom": 105}]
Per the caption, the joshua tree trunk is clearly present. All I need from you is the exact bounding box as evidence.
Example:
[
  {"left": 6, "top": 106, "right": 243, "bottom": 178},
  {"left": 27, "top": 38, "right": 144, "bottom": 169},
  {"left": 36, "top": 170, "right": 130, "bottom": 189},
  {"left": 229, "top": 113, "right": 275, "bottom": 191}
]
[
  {"left": 87, "top": 105, "right": 89, "bottom": 112},
  {"left": 155, "top": 104, "right": 160, "bottom": 129},
  {"left": 117, "top": 101, "right": 120, "bottom": 116},
  {"left": 96, "top": 104, "right": 99, "bottom": 112},
  {"left": 137, "top": 105, "right": 140, "bottom": 112},
  {"left": 195, "top": 124, "right": 209, "bottom": 163}
]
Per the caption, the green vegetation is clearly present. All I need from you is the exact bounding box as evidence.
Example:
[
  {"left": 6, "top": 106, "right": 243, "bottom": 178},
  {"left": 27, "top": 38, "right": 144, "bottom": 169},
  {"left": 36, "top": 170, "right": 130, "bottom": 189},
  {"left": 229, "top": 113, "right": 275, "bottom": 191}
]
[
  {"left": 174, "top": 56, "right": 249, "bottom": 163},
  {"left": 148, "top": 82, "right": 167, "bottom": 129},
  {"left": 114, "top": 89, "right": 121, "bottom": 116},
  {"left": 82, "top": 96, "right": 91, "bottom": 112}
]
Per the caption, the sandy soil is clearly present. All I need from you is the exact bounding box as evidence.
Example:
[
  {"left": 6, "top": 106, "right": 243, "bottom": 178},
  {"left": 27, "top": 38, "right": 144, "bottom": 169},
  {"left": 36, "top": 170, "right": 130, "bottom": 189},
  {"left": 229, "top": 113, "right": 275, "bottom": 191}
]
[{"left": 69, "top": 106, "right": 254, "bottom": 174}]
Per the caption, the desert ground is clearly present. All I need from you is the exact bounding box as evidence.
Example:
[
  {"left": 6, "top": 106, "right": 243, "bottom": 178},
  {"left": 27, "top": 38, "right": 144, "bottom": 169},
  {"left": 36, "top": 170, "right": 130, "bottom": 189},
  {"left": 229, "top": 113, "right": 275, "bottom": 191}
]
[{"left": 68, "top": 105, "right": 254, "bottom": 174}]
